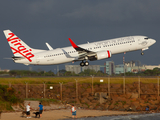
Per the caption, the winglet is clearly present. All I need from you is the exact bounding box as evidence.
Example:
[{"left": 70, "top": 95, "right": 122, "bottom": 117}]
[
  {"left": 68, "top": 38, "right": 79, "bottom": 49},
  {"left": 68, "top": 38, "right": 92, "bottom": 53}
]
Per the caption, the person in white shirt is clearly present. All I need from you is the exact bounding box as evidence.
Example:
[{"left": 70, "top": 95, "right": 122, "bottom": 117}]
[
  {"left": 71, "top": 105, "right": 77, "bottom": 118},
  {"left": 26, "top": 103, "right": 31, "bottom": 118}
]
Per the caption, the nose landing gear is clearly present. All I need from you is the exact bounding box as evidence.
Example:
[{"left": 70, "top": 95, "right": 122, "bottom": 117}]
[
  {"left": 141, "top": 52, "right": 144, "bottom": 55},
  {"left": 141, "top": 50, "right": 144, "bottom": 55}
]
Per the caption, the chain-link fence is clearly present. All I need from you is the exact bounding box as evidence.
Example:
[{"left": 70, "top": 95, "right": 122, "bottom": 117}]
[{"left": 3, "top": 77, "right": 160, "bottom": 102}]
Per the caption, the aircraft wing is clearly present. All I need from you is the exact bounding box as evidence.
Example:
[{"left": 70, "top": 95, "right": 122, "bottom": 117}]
[{"left": 68, "top": 38, "right": 96, "bottom": 61}]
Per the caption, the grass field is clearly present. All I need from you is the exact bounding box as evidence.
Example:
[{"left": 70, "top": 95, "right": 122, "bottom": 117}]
[{"left": 0, "top": 76, "right": 159, "bottom": 85}]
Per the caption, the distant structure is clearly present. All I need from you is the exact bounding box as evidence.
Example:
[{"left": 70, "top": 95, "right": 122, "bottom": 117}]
[
  {"left": 65, "top": 65, "right": 81, "bottom": 74},
  {"left": 29, "top": 67, "right": 32, "bottom": 71},
  {"left": 0, "top": 68, "right": 10, "bottom": 72},
  {"left": 124, "top": 61, "right": 145, "bottom": 73},
  {"left": 103, "top": 60, "right": 146, "bottom": 75},
  {"left": 82, "top": 65, "right": 100, "bottom": 72},
  {"left": 103, "top": 61, "right": 131, "bottom": 75},
  {"left": 125, "top": 61, "right": 136, "bottom": 67},
  {"left": 144, "top": 65, "right": 160, "bottom": 70},
  {"left": 115, "top": 64, "right": 125, "bottom": 74},
  {"left": 65, "top": 61, "right": 160, "bottom": 75},
  {"left": 65, "top": 65, "right": 100, "bottom": 74},
  {"left": 104, "top": 61, "right": 115, "bottom": 75}
]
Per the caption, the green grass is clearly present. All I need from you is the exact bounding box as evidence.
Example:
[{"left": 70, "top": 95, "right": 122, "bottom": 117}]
[
  {"left": 0, "top": 77, "right": 158, "bottom": 85},
  {"left": 0, "top": 101, "right": 13, "bottom": 111}
]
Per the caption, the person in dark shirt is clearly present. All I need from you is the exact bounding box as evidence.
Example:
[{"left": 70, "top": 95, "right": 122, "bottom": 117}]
[
  {"left": 146, "top": 106, "right": 149, "bottom": 111},
  {"left": 38, "top": 103, "right": 44, "bottom": 118}
]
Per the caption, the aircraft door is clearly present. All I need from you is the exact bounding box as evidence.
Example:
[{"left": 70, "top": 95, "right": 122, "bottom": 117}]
[{"left": 138, "top": 38, "right": 141, "bottom": 44}]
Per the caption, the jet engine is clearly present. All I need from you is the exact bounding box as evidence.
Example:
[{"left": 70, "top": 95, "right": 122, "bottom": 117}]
[
  {"left": 89, "top": 50, "right": 111, "bottom": 61},
  {"left": 96, "top": 50, "right": 111, "bottom": 60}
]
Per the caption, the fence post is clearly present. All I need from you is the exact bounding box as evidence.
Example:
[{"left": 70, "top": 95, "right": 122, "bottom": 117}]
[
  {"left": 158, "top": 77, "right": 159, "bottom": 96},
  {"left": 91, "top": 75, "right": 94, "bottom": 96},
  {"left": 43, "top": 82, "right": 46, "bottom": 98},
  {"left": 25, "top": 82, "right": 28, "bottom": 98},
  {"left": 138, "top": 76, "right": 140, "bottom": 98},
  {"left": 59, "top": 82, "right": 63, "bottom": 101},
  {"left": 8, "top": 82, "right": 11, "bottom": 88},
  {"left": 100, "top": 92, "right": 102, "bottom": 104},
  {"left": 108, "top": 76, "right": 110, "bottom": 97},
  {"left": 123, "top": 76, "right": 125, "bottom": 94},
  {"left": 75, "top": 79, "right": 78, "bottom": 103}
]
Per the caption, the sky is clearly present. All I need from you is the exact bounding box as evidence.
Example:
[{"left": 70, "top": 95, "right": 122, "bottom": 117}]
[{"left": 0, "top": 0, "right": 160, "bottom": 72}]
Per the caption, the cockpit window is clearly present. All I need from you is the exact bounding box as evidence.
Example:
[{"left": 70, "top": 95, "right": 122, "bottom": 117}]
[{"left": 144, "top": 38, "right": 148, "bottom": 40}]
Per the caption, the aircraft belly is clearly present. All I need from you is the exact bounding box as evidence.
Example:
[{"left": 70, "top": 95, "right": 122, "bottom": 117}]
[
  {"left": 110, "top": 47, "right": 126, "bottom": 54},
  {"left": 111, "top": 45, "right": 137, "bottom": 54},
  {"left": 53, "top": 56, "right": 74, "bottom": 64}
]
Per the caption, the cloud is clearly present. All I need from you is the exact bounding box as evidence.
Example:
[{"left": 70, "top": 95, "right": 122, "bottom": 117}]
[
  {"left": 62, "top": 0, "right": 160, "bottom": 23},
  {"left": 1, "top": 0, "right": 159, "bottom": 29},
  {"left": 27, "top": 0, "right": 55, "bottom": 15}
]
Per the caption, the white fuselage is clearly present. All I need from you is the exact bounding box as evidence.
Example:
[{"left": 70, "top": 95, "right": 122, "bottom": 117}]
[{"left": 14, "top": 36, "right": 156, "bottom": 65}]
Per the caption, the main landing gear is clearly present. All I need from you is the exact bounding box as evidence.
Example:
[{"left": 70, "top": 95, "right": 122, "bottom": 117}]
[{"left": 80, "top": 60, "right": 89, "bottom": 67}]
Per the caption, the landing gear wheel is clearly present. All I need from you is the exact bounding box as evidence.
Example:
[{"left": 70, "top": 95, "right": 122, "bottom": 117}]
[
  {"left": 80, "top": 61, "right": 85, "bottom": 67},
  {"left": 85, "top": 61, "right": 89, "bottom": 66},
  {"left": 141, "top": 52, "right": 144, "bottom": 55}
]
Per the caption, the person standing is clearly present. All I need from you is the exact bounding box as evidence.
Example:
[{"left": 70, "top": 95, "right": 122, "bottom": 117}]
[
  {"left": 26, "top": 103, "right": 31, "bottom": 118},
  {"left": 71, "top": 105, "right": 77, "bottom": 119},
  {"left": 38, "top": 103, "right": 44, "bottom": 118}
]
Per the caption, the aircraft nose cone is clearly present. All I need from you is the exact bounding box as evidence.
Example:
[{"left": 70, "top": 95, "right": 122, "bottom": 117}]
[
  {"left": 150, "top": 39, "right": 156, "bottom": 45},
  {"left": 152, "top": 39, "right": 156, "bottom": 44}
]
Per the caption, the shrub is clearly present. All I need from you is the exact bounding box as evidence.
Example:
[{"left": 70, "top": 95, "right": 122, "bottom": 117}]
[{"left": 0, "top": 84, "right": 23, "bottom": 111}]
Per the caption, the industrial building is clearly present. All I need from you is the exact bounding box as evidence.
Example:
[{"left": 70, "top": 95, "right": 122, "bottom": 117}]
[
  {"left": 82, "top": 65, "right": 100, "bottom": 72},
  {"left": 144, "top": 65, "right": 160, "bottom": 70},
  {"left": 65, "top": 61, "right": 160, "bottom": 75},
  {"left": 103, "top": 61, "right": 147, "bottom": 75},
  {"left": 65, "top": 65, "right": 81, "bottom": 74},
  {"left": 65, "top": 65, "right": 100, "bottom": 74},
  {"left": 104, "top": 61, "right": 115, "bottom": 75}
]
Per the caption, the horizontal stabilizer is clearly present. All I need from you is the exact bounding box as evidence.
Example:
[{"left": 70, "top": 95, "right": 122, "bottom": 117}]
[{"left": 12, "top": 56, "right": 25, "bottom": 60}]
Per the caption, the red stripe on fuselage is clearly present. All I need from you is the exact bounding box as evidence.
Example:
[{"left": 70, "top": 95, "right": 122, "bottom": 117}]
[{"left": 107, "top": 50, "right": 110, "bottom": 58}]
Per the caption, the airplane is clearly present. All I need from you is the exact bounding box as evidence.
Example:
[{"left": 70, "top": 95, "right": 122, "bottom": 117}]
[{"left": 3, "top": 30, "right": 156, "bottom": 67}]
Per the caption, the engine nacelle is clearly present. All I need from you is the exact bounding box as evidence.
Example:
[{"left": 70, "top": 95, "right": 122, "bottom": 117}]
[{"left": 96, "top": 50, "right": 112, "bottom": 60}]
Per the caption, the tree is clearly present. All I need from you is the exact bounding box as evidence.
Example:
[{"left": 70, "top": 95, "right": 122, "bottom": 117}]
[
  {"left": 79, "top": 69, "right": 97, "bottom": 76},
  {"left": 96, "top": 70, "right": 104, "bottom": 76},
  {"left": 59, "top": 69, "right": 66, "bottom": 76},
  {"left": 44, "top": 70, "right": 55, "bottom": 76}
]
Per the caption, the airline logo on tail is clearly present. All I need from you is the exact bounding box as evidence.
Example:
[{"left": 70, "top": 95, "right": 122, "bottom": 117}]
[{"left": 7, "top": 32, "right": 34, "bottom": 62}]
